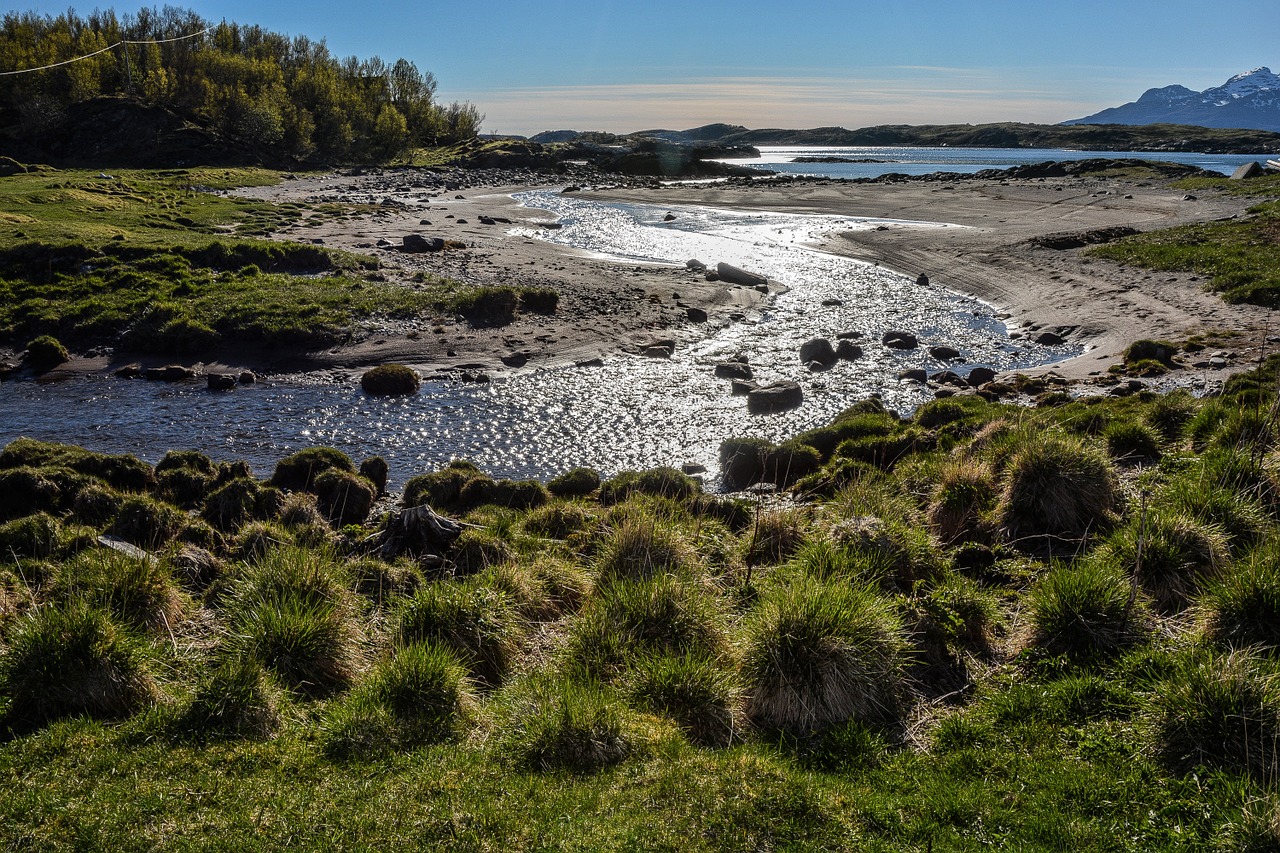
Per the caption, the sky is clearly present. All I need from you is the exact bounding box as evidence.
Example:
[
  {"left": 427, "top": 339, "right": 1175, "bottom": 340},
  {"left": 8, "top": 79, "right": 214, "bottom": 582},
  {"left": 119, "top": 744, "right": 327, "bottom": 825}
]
[{"left": 18, "top": 0, "right": 1280, "bottom": 136}]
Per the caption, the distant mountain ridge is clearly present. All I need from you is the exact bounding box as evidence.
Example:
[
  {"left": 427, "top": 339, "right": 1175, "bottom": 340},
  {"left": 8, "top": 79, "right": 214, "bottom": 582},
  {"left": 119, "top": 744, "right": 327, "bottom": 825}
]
[{"left": 1064, "top": 67, "right": 1280, "bottom": 132}]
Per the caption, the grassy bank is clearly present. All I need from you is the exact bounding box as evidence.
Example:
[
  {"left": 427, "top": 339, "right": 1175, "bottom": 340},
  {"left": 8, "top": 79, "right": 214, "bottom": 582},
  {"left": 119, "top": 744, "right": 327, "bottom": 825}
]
[
  {"left": 1089, "top": 174, "right": 1280, "bottom": 307},
  {"left": 3, "top": 356, "right": 1280, "bottom": 849}
]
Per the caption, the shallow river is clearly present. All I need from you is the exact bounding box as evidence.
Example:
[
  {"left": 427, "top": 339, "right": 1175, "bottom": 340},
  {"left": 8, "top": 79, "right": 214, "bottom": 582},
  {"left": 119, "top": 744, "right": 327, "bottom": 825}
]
[{"left": 0, "top": 192, "right": 1073, "bottom": 488}]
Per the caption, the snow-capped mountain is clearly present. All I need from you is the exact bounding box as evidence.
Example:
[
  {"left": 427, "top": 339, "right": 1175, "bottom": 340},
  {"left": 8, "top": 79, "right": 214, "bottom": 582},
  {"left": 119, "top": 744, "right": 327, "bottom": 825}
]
[{"left": 1063, "top": 67, "right": 1280, "bottom": 132}]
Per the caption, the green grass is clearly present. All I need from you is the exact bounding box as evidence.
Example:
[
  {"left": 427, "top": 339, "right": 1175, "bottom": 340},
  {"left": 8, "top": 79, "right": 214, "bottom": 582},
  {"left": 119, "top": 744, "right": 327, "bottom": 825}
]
[{"left": 1090, "top": 200, "right": 1280, "bottom": 306}]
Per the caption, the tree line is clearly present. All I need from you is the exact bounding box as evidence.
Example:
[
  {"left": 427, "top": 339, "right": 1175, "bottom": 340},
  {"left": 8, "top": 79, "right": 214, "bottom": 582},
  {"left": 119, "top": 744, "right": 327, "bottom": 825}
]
[{"left": 0, "top": 7, "right": 483, "bottom": 162}]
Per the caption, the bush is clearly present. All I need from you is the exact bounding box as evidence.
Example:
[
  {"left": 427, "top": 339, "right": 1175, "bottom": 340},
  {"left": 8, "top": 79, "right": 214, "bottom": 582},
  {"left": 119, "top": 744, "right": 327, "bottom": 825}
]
[
  {"left": 107, "top": 495, "right": 186, "bottom": 549},
  {"left": 24, "top": 334, "right": 69, "bottom": 373},
  {"left": 926, "top": 461, "right": 997, "bottom": 545},
  {"left": 742, "top": 578, "right": 906, "bottom": 733},
  {"left": 0, "top": 603, "right": 156, "bottom": 731},
  {"left": 1028, "top": 561, "right": 1146, "bottom": 660},
  {"left": 181, "top": 656, "right": 281, "bottom": 739},
  {"left": 628, "top": 652, "right": 738, "bottom": 747},
  {"left": 1154, "top": 650, "right": 1280, "bottom": 777},
  {"left": 0, "top": 512, "right": 61, "bottom": 559},
  {"left": 996, "top": 434, "right": 1118, "bottom": 552},
  {"left": 396, "top": 581, "right": 522, "bottom": 686},
  {"left": 1204, "top": 547, "right": 1280, "bottom": 651},
  {"left": 314, "top": 469, "right": 376, "bottom": 526},
  {"left": 1103, "top": 511, "right": 1228, "bottom": 611},
  {"left": 360, "top": 364, "right": 420, "bottom": 396},
  {"left": 567, "top": 576, "right": 725, "bottom": 678},
  {"left": 547, "top": 467, "right": 600, "bottom": 498},
  {"left": 502, "top": 679, "right": 630, "bottom": 773}
]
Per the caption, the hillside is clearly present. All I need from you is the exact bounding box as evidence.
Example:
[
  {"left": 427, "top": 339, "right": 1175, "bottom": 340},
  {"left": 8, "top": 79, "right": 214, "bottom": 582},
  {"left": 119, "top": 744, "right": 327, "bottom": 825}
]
[{"left": 1065, "top": 67, "right": 1280, "bottom": 133}]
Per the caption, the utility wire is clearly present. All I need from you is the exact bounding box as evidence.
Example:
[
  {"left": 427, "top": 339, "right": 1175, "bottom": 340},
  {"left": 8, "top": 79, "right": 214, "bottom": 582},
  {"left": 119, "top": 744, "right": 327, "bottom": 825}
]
[{"left": 0, "top": 28, "right": 209, "bottom": 76}]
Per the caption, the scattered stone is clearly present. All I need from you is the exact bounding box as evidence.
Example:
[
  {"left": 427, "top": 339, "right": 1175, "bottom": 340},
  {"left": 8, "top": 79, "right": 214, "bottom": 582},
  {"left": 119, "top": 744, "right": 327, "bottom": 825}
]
[
  {"left": 1035, "top": 331, "right": 1065, "bottom": 346},
  {"left": 400, "top": 234, "right": 445, "bottom": 253},
  {"left": 798, "top": 337, "right": 837, "bottom": 367},
  {"left": 663, "top": 212, "right": 677, "bottom": 221},
  {"left": 931, "top": 370, "right": 968, "bottom": 387},
  {"left": 882, "top": 330, "right": 919, "bottom": 350},
  {"left": 915, "top": 273, "right": 929, "bottom": 286},
  {"left": 747, "top": 381, "right": 803, "bottom": 414},
  {"left": 478, "top": 215, "right": 496, "bottom": 225},
  {"left": 715, "top": 362, "right": 754, "bottom": 380},
  {"left": 501, "top": 352, "right": 529, "bottom": 368},
  {"left": 1231, "top": 161, "right": 1264, "bottom": 180},
  {"left": 835, "top": 340, "right": 863, "bottom": 360},
  {"left": 114, "top": 364, "right": 142, "bottom": 379},
  {"left": 686, "top": 306, "right": 709, "bottom": 323},
  {"left": 145, "top": 365, "right": 196, "bottom": 382},
  {"left": 704, "top": 271, "right": 720, "bottom": 281},
  {"left": 1209, "top": 356, "right": 1228, "bottom": 369},
  {"left": 575, "top": 357, "right": 605, "bottom": 368},
  {"left": 681, "top": 463, "right": 707, "bottom": 476},
  {"left": 898, "top": 368, "right": 928, "bottom": 383},
  {"left": 360, "top": 364, "right": 420, "bottom": 396},
  {"left": 641, "top": 345, "right": 672, "bottom": 358},
  {"left": 730, "top": 379, "right": 758, "bottom": 396},
  {"left": 419, "top": 218, "right": 432, "bottom": 225},
  {"left": 1182, "top": 194, "right": 1197, "bottom": 201},
  {"left": 967, "top": 366, "right": 997, "bottom": 385},
  {"left": 715, "top": 262, "right": 768, "bottom": 287},
  {"left": 206, "top": 373, "right": 236, "bottom": 391},
  {"left": 929, "top": 345, "right": 961, "bottom": 360},
  {"left": 238, "top": 371, "right": 257, "bottom": 385},
  {"left": 934, "top": 388, "right": 955, "bottom": 398},
  {"left": 685, "top": 259, "right": 706, "bottom": 271},
  {"left": 821, "top": 298, "right": 844, "bottom": 307},
  {"left": 836, "top": 331, "right": 864, "bottom": 340}
]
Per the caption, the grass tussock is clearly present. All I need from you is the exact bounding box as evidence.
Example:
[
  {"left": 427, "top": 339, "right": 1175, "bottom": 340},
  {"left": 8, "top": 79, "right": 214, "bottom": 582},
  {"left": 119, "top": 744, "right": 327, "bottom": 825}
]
[
  {"left": 996, "top": 433, "right": 1118, "bottom": 552},
  {"left": 1028, "top": 561, "right": 1148, "bottom": 660},
  {"left": 499, "top": 679, "right": 632, "bottom": 773},
  {"left": 396, "top": 581, "right": 522, "bottom": 687}
]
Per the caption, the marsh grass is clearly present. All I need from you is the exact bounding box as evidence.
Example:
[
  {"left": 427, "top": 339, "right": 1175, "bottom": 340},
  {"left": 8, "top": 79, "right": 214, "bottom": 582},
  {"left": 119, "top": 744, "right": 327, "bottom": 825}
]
[
  {"left": 498, "top": 678, "right": 632, "bottom": 773},
  {"left": 395, "top": 581, "right": 522, "bottom": 687},
  {"left": 1103, "top": 510, "right": 1229, "bottom": 611},
  {"left": 180, "top": 656, "right": 281, "bottom": 740},
  {"left": 628, "top": 652, "right": 740, "bottom": 747},
  {"left": 996, "top": 433, "right": 1118, "bottom": 552},
  {"left": 52, "top": 549, "right": 184, "bottom": 631},
  {"left": 1204, "top": 545, "right": 1280, "bottom": 652},
  {"left": 1028, "top": 561, "right": 1147, "bottom": 660}
]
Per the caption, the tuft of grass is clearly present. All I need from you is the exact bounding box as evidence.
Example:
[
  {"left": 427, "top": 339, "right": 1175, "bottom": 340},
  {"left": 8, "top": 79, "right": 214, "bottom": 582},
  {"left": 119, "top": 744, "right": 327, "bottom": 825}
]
[
  {"left": 628, "top": 652, "right": 739, "bottom": 747},
  {"left": 500, "top": 678, "right": 632, "bottom": 773},
  {"left": 1203, "top": 544, "right": 1280, "bottom": 652},
  {"left": 359, "top": 364, "right": 419, "bottom": 396},
  {"left": 742, "top": 577, "right": 905, "bottom": 733},
  {"left": 927, "top": 460, "right": 997, "bottom": 545},
  {"left": 1154, "top": 650, "right": 1280, "bottom": 778},
  {"left": 180, "top": 656, "right": 281, "bottom": 740},
  {"left": 0, "top": 511, "right": 62, "bottom": 559},
  {"left": 202, "top": 477, "right": 284, "bottom": 532},
  {"left": 106, "top": 495, "right": 186, "bottom": 549},
  {"left": 1102, "top": 510, "right": 1228, "bottom": 611},
  {"left": 744, "top": 510, "right": 808, "bottom": 567},
  {"left": 0, "top": 602, "right": 156, "bottom": 732},
  {"left": 270, "top": 447, "right": 355, "bottom": 493},
  {"left": 546, "top": 466, "right": 600, "bottom": 499},
  {"left": 396, "top": 581, "right": 522, "bottom": 687},
  {"left": 996, "top": 433, "right": 1118, "bottom": 552},
  {"left": 52, "top": 548, "right": 184, "bottom": 631},
  {"left": 597, "top": 516, "right": 697, "bottom": 582},
  {"left": 1104, "top": 420, "right": 1162, "bottom": 464},
  {"left": 1028, "top": 561, "right": 1147, "bottom": 660}
]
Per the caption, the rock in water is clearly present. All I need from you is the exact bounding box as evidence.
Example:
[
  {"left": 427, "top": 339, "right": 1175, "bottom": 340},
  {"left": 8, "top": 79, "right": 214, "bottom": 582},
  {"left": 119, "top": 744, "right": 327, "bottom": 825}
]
[
  {"left": 798, "top": 337, "right": 837, "bottom": 367},
  {"left": 836, "top": 340, "right": 864, "bottom": 360},
  {"left": 929, "top": 345, "right": 961, "bottom": 360},
  {"left": 715, "top": 362, "right": 754, "bottom": 380},
  {"left": 967, "top": 366, "right": 997, "bottom": 386},
  {"left": 747, "top": 381, "right": 804, "bottom": 414},
  {"left": 207, "top": 373, "right": 236, "bottom": 391},
  {"left": 715, "top": 262, "right": 768, "bottom": 287},
  {"left": 882, "top": 330, "right": 919, "bottom": 350},
  {"left": 361, "top": 364, "right": 420, "bottom": 396}
]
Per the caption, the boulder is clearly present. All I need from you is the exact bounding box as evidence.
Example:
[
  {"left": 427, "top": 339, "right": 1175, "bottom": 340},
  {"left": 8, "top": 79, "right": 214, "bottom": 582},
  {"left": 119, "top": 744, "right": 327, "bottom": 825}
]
[
  {"left": 731, "top": 379, "right": 758, "bottom": 396},
  {"left": 686, "top": 307, "right": 709, "bottom": 323},
  {"left": 681, "top": 463, "right": 707, "bottom": 476},
  {"left": 836, "top": 340, "right": 863, "bottom": 360},
  {"left": 146, "top": 365, "right": 195, "bottom": 382},
  {"left": 238, "top": 371, "right": 257, "bottom": 385},
  {"left": 1034, "top": 331, "right": 1065, "bottom": 346},
  {"left": 501, "top": 352, "right": 529, "bottom": 368},
  {"left": 715, "top": 262, "right": 768, "bottom": 287},
  {"left": 898, "top": 368, "right": 928, "bottom": 383},
  {"left": 929, "top": 345, "right": 961, "bottom": 361},
  {"left": 915, "top": 273, "right": 930, "bottom": 286},
  {"left": 1231, "top": 161, "right": 1264, "bottom": 180},
  {"left": 931, "top": 370, "right": 968, "bottom": 387},
  {"left": 882, "top": 330, "right": 919, "bottom": 350},
  {"left": 685, "top": 259, "right": 706, "bottom": 271},
  {"left": 641, "top": 345, "right": 672, "bottom": 358},
  {"left": 207, "top": 373, "right": 237, "bottom": 391},
  {"left": 114, "top": 364, "right": 142, "bottom": 379},
  {"left": 360, "top": 364, "right": 420, "bottom": 396},
  {"left": 967, "top": 366, "right": 997, "bottom": 386},
  {"left": 821, "top": 298, "right": 844, "bottom": 307},
  {"left": 575, "top": 357, "right": 605, "bottom": 368},
  {"left": 714, "top": 362, "right": 754, "bottom": 380},
  {"left": 747, "top": 381, "right": 803, "bottom": 414},
  {"left": 400, "top": 234, "right": 445, "bottom": 253},
  {"left": 798, "top": 337, "right": 837, "bottom": 367}
]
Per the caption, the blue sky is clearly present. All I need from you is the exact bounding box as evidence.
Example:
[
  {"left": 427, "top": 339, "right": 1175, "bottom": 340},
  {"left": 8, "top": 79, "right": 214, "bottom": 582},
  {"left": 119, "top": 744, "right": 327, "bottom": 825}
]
[{"left": 20, "top": 0, "right": 1280, "bottom": 135}]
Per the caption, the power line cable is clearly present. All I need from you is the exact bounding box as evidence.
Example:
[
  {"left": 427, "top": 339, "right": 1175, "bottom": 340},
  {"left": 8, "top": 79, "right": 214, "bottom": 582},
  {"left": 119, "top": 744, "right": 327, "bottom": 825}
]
[{"left": 0, "top": 27, "right": 209, "bottom": 77}]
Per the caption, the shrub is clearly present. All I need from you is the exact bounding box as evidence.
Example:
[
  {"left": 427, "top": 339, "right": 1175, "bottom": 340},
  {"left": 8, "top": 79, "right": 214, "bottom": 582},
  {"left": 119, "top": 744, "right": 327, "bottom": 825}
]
[
  {"left": 314, "top": 469, "right": 376, "bottom": 526},
  {"left": 396, "top": 581, "right": 522, "bottom": 686},
  {"left": 53, "top": 548, "right": 184, "bottom": 630},
  {"left": 742, "top": 578, "right": 906, "bottom": 733},
  {"left": 202, "top": 477, "right": 284, "bottom": 531},
  {"left": 1028, "top": 561, "right": 1146, "bottom": 660},
  {"left": 926, "top": 461, "right": 997, "bottom": 545},
  {"left": 1104, "top": 420, "right": 1162, "bottom": 463},
  {"left": 547, "top": 467, "right": 600, "bottom": 498},
  {"left": 567, "top": 576, "right": 725, "bottom": 678},
  {"left": 1154, "top": 650, "right": 1280, "bottom": 777},
  {"left": 360, "top": 364, "right": 420, "bottom": 396},
  {"left": 270, "top": 447, "right": 355, "bottom": 493},
  {"left": 1203, "top": 547, "right": 1280, "bottom": 651},
  {"left": 996, "top": 434, "right": 1118, "bottom": 552},
  {"left": 501, "top": 679, "right": 630, "bottom": 773},
  {"left": 107, "top": 495, "right": 186, "bottom": 549},
  {"left": 181, "top": 656, "right": 281, "bottom": 739},
  {"left": 597, "top": 517, "right": 695, "bottom": 582},
  {"left": 629, "top": 652, "right": 738, "bottom": 747},
  {"left": 0, "top": 512, "right": 61, "bottom": 559},
  {"left": 24, "top": 334, "right": 69, "bottom": 373},
  {"left": 0, "top": 603, "right": 156, "bottom": 731},
  {"left": 1103, "top": 511, "right": 1228, "bottom": 611}
]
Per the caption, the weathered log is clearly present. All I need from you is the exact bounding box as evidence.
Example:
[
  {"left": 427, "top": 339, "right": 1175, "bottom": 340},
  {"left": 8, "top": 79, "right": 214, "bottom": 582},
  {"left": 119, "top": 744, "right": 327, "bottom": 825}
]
[{"left": 379, "top": 503, "right": 462, "bottom": 559}]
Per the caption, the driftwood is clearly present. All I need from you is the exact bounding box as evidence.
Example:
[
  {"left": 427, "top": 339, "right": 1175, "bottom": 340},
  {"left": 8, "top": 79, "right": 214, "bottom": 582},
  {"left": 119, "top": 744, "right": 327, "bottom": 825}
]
[{"left": 379, "top": 504, "right": 462, "bottom": 560}]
